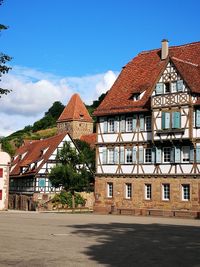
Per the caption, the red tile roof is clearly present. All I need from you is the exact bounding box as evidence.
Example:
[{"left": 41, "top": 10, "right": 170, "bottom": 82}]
[
  {"left": 80, "top": 133, "right": 96, "bottom": 148},
  {"left": 57, "top": 93, "right": 93, "bottom": 123},
  {"left": 94, "top": 41, "right": 200, "bottom": 116},
  {"left": 10, "top": 132, "right": 68, "bottom": 177}
]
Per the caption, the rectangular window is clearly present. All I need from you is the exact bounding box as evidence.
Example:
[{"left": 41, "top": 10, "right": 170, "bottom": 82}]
[
  {"left": 108, "top": 118, "right": 115, "bottom": 133},
  {"left": 165, "top": 82, "right": 170, "bottom": 93},
  {"left": 145, "top": 148, "right": 152, "bottom": 163},
  {"left": 38, "top": 178, "right": 46, "bottom": 187},
  {"left": 126, "top": 117, "right": 133, "bottom": 132},
  {"left": 145, "top": 116, "right": 151, "bottom": 131},
  {"left": 145, "top": 184, "right": 152, "bottom": 200},
  {"left": 125, "top": 148, "right": 133, "bottom": 163},
  {"left": 108, "top": 149, "right": 114, "bottom": 164},
  {"left": 182, "top": 146, "right": 190, "bottom": 162},
  {"left": 107, "top": 183, "right": 113, "bottom": 198},
  {"left": 163, "top": 147, "right": 171, "bottom": 163},
  {"left": 0, "top": 168, "right": 3, "bottom": 178},
  {"left": 0, "top": 190, "right": 2, "bottom": 200},
  {"left": 162, "top": 184, "right": 170, "bottom": 200},
  {"left": 162, "top": 111, "right": 181, "bottom": 129},
  {"left": 125, "top": 183, "right": 132, "bottom": 199},
  {"left": 182, "top": 184, "right": 190, "bottom": 201}
]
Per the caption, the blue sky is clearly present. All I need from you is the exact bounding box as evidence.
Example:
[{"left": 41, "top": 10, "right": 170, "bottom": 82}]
[{"left": 0, "top": 0, "right": 200, "bottom": 135}]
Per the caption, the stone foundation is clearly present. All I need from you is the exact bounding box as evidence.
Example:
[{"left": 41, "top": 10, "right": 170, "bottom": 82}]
[{"left": 94, "top": 176, "right": 200, "bottom": 218}]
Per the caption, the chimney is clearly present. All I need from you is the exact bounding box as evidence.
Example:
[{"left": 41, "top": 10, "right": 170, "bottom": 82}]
[{"left": 161, "top": 39, "right": 169, "bottom": 60}]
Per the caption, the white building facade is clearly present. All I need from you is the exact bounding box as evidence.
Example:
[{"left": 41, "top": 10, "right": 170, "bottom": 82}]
[{"left": 0, "top": 151, "right": 11, "bottom": 210}]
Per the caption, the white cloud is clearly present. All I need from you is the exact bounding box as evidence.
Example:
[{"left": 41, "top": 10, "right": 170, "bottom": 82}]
[{"left": 0, "top": 66, "right": 119, "bottom": 136}]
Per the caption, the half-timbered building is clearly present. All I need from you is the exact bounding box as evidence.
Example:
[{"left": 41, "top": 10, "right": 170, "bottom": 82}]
[
  {"left": 93, "top": 40, "right": 200, "bottom": 218},
  {"left": 9, "top": 133, "right": 76, "bottom": 210}
]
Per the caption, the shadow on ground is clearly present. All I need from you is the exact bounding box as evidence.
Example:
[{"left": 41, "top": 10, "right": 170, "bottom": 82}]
[{"left": 67, "top": 222, "right": 200, "bottom": 267}]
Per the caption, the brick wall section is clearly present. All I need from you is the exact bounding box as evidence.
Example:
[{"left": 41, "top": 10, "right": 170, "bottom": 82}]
[
  {"left": 94, "top": 176, "right": 200, "bottom": 216},
  {"left": 57, "top": 120, "right": 93, "bottom": 139}
]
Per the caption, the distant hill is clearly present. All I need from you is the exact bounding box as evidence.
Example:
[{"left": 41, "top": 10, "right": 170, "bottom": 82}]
[{"left": 0, "top": 93, "right": 106, "bottom": 156}]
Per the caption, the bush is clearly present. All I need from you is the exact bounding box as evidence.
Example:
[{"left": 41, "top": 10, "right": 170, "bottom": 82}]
[{"left": 52, "top": 191, "right": 86, "bottom": 208}]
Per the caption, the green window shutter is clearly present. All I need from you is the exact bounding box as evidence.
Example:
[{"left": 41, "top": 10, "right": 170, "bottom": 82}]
[
  {"left": 139, "top": 115, "right": 145, "bottom": 131},
  {"left": 151, "top": 147, "right": 155, "bottom": 164},
  {"left": 102, "top": 148, "right": 107, "bottom": 164},
  {"left": 156, "top": 147, "right": 162, "bottom": 163},
  {"left": 172, "top": 112, "right": 181, "bottom": 129},
  {"left": 114, "top": 147, "right": 119, "bottom": 164},
  {"left": 132, "top": 147, "right": 137, "bottom": 163},
  {"left": 162, "top": 112, "right": 165, "bottom": 129},
  {"left": 170, "top": 147, "right": 175, "bottom": 163},
  {"left": 196, "top": 110, "right": 200, "bottom": 127},
  {"left": 132, "top": 115, "right": 137, "bottom": 131},
  {"left": 196, "top": 146, "right": 200, "bottom": 163},
  {"left": 162, "top": 112, "right": 170, "bottom": 129},
  {"left": 174, "top": 146, "right": 181, "bottom": 163},
  {"left": 177, "top": 80, "right": 183, "bottom": 92},
  {"left": 103, "top": 118, "right": 108, "bottom": 133},
  {"left": 120, "top": 116, "right": 125, "bottom": 132},
  {"left": 120, "top": 147, "right": 125, "bottom": 164},
  {"left": 156, "top": 83, "right": 164, "bottom": 94},
  {"left": 138, "top": 147, "right": 144, "bottom": 164},
  {"left": 38, "top": 178, "right": 45, "bottom": 187},
  {"left": 190, "top": 147, "right": 194, "bottom": 163}
]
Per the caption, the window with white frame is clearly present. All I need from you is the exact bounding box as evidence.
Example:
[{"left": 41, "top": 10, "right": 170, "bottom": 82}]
[
  {"left": 182, "top": 146, "right": 190, "bottom": 162},
  {"left": 145, "top": 116, "right": 151, "bottom": 131},
  {"left": 145, "top": 184, "right": 152, "bottom": 200},
  {"left": 125, "top": 183, "right": 132, "bottom": 199},
  {"left": 163, "top": 147, "right": 171, "bottom": 163},
  {"left": 126, "top": 117, "right": 133, "bottom": 132},
  {"left": 108, "top": 148, "right": 114, "bottom": 164},
  {"left": 108, "top": 118, "right": 115, "bottom": 133},
  {"left": 145, "top": 148, "right": 152, "bottom": 163},
  {"left": 182, "top": 184, "right": 190, "bottom": 201},
  {"left": 125, "top": 148, "right": 133, "bottom": 163},
  {"left": 162, "top": 184, "right": 170, "bottom": 200},
  {"left": 107, "top": 182, "right": 113, "bottom": 198}
]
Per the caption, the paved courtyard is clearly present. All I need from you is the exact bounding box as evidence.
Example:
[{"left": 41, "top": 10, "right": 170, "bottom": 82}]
[{"left": 0, "top": 212, "right": 200, "bottom": 267}]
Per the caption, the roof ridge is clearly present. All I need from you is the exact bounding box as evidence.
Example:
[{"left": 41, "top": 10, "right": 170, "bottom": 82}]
[{"left": 139, "top": 41, "right": 200, "bottom": 55}]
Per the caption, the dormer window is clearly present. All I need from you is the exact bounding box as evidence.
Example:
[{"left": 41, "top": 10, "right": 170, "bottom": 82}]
[
  {"left": 132, "top": 93, "right": 140, "bottom": 101},
  {"left": 80, "top": 114, "right": 84, "bottom": 120}
]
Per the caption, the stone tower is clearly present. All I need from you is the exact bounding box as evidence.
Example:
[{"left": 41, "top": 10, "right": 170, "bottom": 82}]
[{"left": 57, "top": 93, "right": 93, "bottom": 139}]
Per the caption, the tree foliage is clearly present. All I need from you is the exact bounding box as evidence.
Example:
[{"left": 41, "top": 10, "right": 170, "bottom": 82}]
[
  {"left": 49, "top": 142, "right": 93, "bottom": 194},
  {"left": 0, "top": 0, "right": 12, "bottom": 97},
  {"left": 32, "top": 101, "right": 65, "bottom": 132}
]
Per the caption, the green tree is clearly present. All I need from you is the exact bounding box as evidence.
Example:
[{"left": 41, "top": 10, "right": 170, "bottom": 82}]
[
  {"left": 48, "top": 142, "right": 93, "bottom": 209},
  {"left": 0, "top": 0, "right": 12, "bottom": 97},
  {"left": 45, "top": 101, "right": 65, "bottom": 119}
]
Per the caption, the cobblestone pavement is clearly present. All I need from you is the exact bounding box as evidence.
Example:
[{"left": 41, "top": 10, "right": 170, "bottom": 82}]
[{"left": 0, "top": 211, "right": 200, "bottom": 267}]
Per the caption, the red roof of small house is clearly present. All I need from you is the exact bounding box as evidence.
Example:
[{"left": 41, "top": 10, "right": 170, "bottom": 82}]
[
  {"left": 10, "top": 132, "right": 69, "bottom": 177},
  {"left": 94, "top": 41, "right": 200, "bottom": 116},
  {"left": 80, "top": 133, "right": 96, "bottom": 148},
  {"left": 57, "top": 93, "right": 93, "bottom": 123}
]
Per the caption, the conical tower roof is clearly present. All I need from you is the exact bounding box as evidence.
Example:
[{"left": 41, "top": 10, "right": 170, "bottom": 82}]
[{"left": 57, "top": 93, "right": 93, "bottom": 123}]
